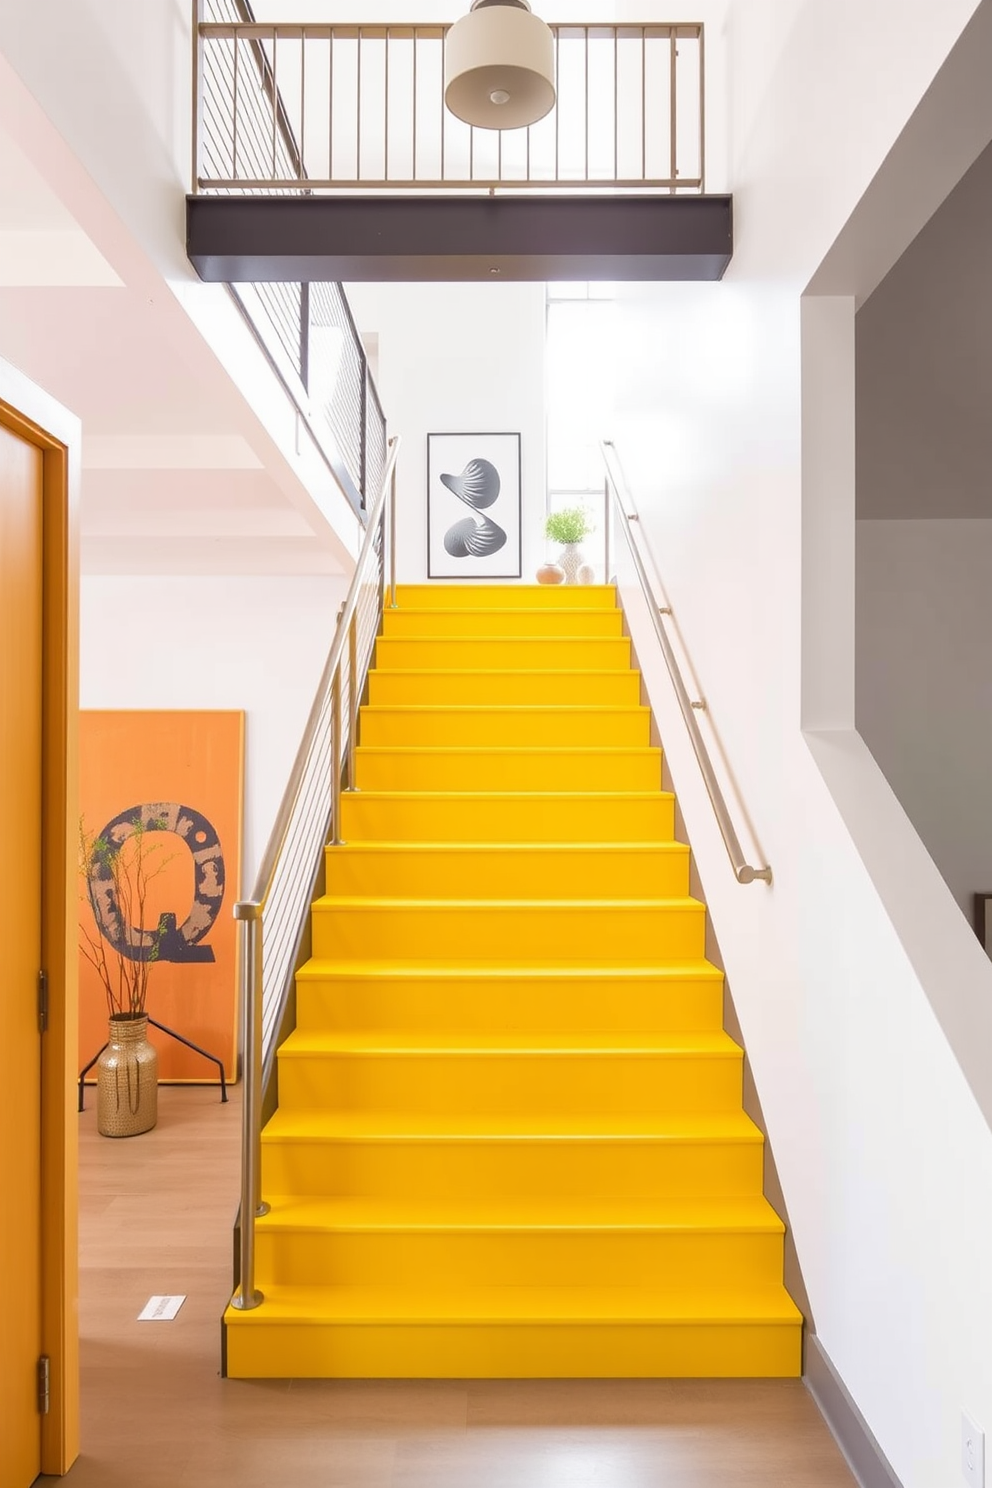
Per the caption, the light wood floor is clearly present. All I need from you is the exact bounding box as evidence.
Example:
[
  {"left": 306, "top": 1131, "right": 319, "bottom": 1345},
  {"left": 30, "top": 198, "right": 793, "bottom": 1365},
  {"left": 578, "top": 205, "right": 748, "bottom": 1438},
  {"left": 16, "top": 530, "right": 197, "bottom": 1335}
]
[{"left": 41, "top": 1086, "right": 857, "bottom": 1488}]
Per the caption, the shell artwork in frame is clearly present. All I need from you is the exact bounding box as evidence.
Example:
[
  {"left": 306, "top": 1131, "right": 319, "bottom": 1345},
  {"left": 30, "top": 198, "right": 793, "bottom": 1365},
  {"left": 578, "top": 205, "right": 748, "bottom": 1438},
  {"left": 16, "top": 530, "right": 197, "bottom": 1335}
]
[{"left": 428, "top": 433, "right": 522, "bottom": 579}]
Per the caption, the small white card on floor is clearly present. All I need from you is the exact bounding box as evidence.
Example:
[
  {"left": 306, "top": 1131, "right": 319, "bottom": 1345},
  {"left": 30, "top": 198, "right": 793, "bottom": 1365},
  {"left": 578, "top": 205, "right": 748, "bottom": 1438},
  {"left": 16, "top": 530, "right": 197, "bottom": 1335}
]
[{"left": 138, "top": 1294, "right": 186, "bottom": 1322}]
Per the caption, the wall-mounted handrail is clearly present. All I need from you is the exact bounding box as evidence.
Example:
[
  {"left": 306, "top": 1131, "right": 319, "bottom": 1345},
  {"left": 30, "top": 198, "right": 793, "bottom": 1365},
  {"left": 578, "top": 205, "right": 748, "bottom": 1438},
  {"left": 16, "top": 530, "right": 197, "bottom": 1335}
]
[
  {"left": 601, "top": 440, "right": 771, "bottom": 886},
  {"left": 230, "top": 434, "right": 400, "bottom": 1313}
]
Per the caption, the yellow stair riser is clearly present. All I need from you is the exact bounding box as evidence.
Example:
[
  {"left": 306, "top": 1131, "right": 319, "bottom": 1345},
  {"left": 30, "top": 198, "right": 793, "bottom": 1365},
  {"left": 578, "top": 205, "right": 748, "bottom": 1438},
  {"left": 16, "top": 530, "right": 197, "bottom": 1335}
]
[
  {"left": 312, "top": 901, "right": 705, "bottom": 962},
  {"left": 376, "top": 636, "right": 632, "bottom": 672},
  {"left": 261, "top": 1134, "right": 766, "bottom": 1201},
  {"left": 359, "top": 706, "right": 652, "bottom": 749},
  {"left": 225, "top": 1317, "right": 803, "bottom": 1381},
  {"left": 323, "top": 845, "right": 689, "bottom": 900},
  {"left": 353, "top": 747, "right": 662, "bottom": 793},
  {"left": 294, "top": 972, "right": 724, "bottom": 1035},
  {"left": 255, "top": 1229, "right": 785, "bottom": 1291},
  {"left": 339, "top": 793, "right": 675, "bottom": 843},
  {"left": 394, "top": 584, "right": 618, "bottom": 610},
  {"left": 382, "top": 608, "right": 625, "bottom": 638},
  {"left": 275, "top": 1051, "right": 743, "bottom": 1117},
  {"left": 369, "top": 670, "right": 642, "bottom": 706}
]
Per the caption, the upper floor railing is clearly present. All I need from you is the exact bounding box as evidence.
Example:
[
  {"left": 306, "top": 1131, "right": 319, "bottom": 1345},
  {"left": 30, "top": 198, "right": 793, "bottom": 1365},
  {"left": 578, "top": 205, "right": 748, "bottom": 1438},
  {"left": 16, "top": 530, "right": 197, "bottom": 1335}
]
[
  {"left": 193, "top": 13, "right": 706, "bottom": 195},
  {"left": 200, "top": 2, "right": 387, "bottom": 515}
]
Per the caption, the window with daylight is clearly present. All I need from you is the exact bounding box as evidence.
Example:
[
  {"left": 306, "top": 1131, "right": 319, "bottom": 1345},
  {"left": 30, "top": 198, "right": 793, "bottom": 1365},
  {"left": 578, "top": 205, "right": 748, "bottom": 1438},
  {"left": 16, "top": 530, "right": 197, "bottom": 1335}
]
[{"left": 545, "top": 282, "right": 618, "bottom": 580}]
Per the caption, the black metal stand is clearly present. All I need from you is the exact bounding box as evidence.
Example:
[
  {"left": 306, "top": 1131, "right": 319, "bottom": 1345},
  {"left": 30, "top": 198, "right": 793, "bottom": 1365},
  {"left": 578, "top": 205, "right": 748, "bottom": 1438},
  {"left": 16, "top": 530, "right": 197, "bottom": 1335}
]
[{"left": 78, "top": 1017, "right": 229, "bottom": 1113}]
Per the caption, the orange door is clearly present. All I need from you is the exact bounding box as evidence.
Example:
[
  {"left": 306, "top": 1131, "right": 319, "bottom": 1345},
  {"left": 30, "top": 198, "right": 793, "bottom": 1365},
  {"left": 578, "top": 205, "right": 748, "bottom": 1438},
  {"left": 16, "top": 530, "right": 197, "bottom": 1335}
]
[{"left": 0, "top": 422, "right": 44, "bottom": 1487}]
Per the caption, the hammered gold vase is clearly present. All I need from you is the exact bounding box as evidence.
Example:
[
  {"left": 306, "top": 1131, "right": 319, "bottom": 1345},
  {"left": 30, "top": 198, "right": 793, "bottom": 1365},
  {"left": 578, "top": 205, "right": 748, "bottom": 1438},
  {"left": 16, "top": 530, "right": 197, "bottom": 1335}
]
[{"left": 97, "top": 1014, "right": 158, "bottom": 1137}]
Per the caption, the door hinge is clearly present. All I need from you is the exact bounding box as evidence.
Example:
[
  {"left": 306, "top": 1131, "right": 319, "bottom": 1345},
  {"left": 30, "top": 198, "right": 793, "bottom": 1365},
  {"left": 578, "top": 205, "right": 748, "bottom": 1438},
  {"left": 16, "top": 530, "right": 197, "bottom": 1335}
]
[
  {"left": 38, "top": 1355, "right": 50, "bottom": 1414},
  {"left": 38, "top": 969, "right": 49, "bottom": 1033}
]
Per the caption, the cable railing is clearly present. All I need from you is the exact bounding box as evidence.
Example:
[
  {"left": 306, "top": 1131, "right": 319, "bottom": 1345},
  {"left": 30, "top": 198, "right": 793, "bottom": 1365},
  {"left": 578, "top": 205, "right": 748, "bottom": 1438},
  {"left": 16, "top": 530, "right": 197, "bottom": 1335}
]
[
  {"left": 199, "top": 0, "right": 386, "bottom": 513},
  {"left": 600, "top": 440, "right": 771, "bottom": 886},
  {"left": 193, "top": 18, "right": 706, "bottom": 194},
  {"left": 231, "top": 435, "right": 400, "bottom": 1313}
]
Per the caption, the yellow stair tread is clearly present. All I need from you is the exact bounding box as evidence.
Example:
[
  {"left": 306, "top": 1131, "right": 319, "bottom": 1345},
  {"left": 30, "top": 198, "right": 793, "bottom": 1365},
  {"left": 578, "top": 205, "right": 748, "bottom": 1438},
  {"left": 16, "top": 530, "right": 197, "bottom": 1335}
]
[
  {"left": 296, "top": 957, "right": 719, "bottom": 980},
  {"left": 262, "top": 1110, "right": 763, "bottom": 1142},
  {"left": 335, "top": 789, "right": 673, "bottom": 801},
  {"left": 225, "top": 1283, "right": 802, "bottom": 1327},
  {"left": 277, "top": 1030, "right": 741, "bottom": 1056},
  {"left": 354, "top": 745, "right": 660, "bottom": 756},
  {"left": 324, "top": 840, "right": 688, "bottom": 855},
  {"left": 314, "top": 895, "right": 702, "bottom": 911},
  {"left": 361, "top": 704, "right": 650, "bottom": 713},
  {"left": 385, "top": 607, "right": 619, "bottom": 618},
  {"left": 372, "top": 669, "right": 641, "bottom": 679},
  {"left": 257, "top": 1194, "right": 785, "bottom": 1233}
]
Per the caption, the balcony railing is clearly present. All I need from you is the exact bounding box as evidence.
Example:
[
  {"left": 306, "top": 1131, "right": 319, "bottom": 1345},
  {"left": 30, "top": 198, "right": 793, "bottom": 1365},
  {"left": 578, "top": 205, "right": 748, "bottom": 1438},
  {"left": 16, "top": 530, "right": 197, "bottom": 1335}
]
[
  {"left": 193, "top": 15, "right": 706, "bottom": 195},
  {"left": 200, "top": 2, "right": 387, "bottom": 514}
]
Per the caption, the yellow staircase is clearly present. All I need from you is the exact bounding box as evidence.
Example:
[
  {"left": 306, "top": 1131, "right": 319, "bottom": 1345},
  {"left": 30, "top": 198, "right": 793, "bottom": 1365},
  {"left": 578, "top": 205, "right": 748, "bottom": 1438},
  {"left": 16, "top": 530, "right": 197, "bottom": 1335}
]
[{"left": 224, "top": 584, "right": 802, "bottom": 1379}]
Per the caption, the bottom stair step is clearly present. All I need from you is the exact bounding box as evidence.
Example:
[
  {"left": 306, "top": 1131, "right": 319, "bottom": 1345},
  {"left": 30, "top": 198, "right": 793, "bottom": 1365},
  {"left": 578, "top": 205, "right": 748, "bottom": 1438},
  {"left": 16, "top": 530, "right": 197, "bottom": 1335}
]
[{"left": 224, "top": 1283, "right": 803, "bottom": 1379}]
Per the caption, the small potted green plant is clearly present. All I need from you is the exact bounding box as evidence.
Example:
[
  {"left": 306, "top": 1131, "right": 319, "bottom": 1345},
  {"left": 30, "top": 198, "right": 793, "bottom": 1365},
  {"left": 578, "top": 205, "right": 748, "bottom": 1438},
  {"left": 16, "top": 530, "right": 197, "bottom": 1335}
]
[{"left": 545, "top": 506, "right": 593, "bottom": 585}]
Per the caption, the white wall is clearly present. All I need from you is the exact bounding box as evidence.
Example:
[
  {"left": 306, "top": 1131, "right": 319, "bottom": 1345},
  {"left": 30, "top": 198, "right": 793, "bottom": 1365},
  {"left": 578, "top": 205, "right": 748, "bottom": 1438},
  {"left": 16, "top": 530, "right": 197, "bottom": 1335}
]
[
  {"left": 344, "top": 281, "right": 547, "bottom": 584},
  {"left": 857, "top": 520, "right": 992, "bottom": 921},
  {"left": 80, "top": 574, "right": 346, "bottom": 890},
  {"left": 612, "top": 3, "right": 992, "bottom": 1484}
]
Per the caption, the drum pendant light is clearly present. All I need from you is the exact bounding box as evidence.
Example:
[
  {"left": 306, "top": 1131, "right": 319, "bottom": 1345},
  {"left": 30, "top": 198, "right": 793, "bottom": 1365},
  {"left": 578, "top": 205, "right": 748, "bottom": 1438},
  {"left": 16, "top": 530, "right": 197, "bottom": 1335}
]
[{"left": 444, "top": 0, "right": 556, "bottom": 131}]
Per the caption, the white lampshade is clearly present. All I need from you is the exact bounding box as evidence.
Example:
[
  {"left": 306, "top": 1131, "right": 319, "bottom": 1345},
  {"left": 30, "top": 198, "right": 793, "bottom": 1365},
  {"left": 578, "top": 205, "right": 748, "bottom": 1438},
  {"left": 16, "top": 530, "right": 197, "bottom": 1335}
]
[{"left": 444, "top": 0, "right": 556, "bottom": 132}]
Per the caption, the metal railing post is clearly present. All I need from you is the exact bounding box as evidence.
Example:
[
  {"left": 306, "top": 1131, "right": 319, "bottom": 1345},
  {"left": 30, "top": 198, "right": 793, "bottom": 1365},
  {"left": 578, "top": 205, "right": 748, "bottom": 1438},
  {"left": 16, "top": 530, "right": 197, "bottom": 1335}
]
[
  {"left": 346, "top": 611, "right": 359, "bottom": 791},
  {"left": 604, "top": 476, "right": 611, "bottom": 583},
  {"left": 191, "top": 0, "right": 204, "bottom": 194},
  {"left": 330, "top": 613, "right": 344, "bottom": 845},
  {"left": 299, "top": 280, "right": 311, "bottom": 393},
  {"left": 231, "top": 902, "right": 265, "bottom": 1311},
  {"left": 389, "top": 459, "right": 398, "bottom": 608}
]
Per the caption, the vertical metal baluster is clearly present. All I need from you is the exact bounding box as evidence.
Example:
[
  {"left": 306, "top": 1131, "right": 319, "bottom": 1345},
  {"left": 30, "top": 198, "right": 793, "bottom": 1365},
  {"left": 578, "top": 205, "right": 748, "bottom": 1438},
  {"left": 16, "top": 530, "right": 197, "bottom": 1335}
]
[
  {"left": 271, "top": 28, "right": 278, "bottom": 178},
  {"left": 232, "top": 27, "right": 240, "bottom": 181},
  {"left": 645, "top": 25, "right": 651, "bottom": 184},
  {"left": 613, "top": 26, "right": 618, "bottom": 185},
  {"left": 698, "top": 24, "right": 706, "bottom": 192},
  {"left": 389, "top": 460, "right": 398, "bottom": 609},
  {"left": 670, "top": 28, "right": 677, "bottom": 193},
  {"left": 498, "top": 119, "right": 502, "bottom": 184},
  {"left": 191, "top": 0, "right": 204, "bottom": 193},
  {"left": 299, "top": 28, "right": 306, "bottom": 181},
  {"left": 357, "top": 29, "right": 363, "bottom": 182},
  {"left": 385, "top": 27, "right": 390, "bottom": 182},
  {"left": 331, "top": 656, "right": 343, "bottom": 846},
  {"left": 440, "top": 29, "right": 446, "bottom": 182},
  {"left": 554, "top": 28, "right": 560, "bottom": 181},
  {"left": 413, "top": 29, "right": 419, "bottom": 182},
  {"left": 470, "top": 121, "right": 474, "bottom": 182},
  {"left": 377, "top": 508, "right": 387, "bottom": 630},
  {"left": 584, "top": 26, "right": 589, "bottom": 183},
  {"left": 231, "top": 904, "right": 265, "bottom": 1311},
  {"left": 346, "top": 613, "right": 359, "bottom": 791},
  {"left": 604, "top": 477, "right": 611, "bottom": 584},
  {"left": 328, "top": 29, "right": 334, "bottom": 184}
]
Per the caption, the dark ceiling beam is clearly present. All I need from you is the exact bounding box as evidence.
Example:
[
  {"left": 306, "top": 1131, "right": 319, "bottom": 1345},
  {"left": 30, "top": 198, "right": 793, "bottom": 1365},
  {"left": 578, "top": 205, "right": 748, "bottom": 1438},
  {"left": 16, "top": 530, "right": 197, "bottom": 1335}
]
[{"left": 186, "top": 194, "right": 733, "bottom": 282}]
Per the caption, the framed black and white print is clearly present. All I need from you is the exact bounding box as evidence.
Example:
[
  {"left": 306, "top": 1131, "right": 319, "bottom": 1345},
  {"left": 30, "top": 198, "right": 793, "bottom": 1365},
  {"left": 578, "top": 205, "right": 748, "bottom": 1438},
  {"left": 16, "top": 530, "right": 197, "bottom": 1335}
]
[{"left": 427, "top": 432, "right": 522, "bottom": 580}]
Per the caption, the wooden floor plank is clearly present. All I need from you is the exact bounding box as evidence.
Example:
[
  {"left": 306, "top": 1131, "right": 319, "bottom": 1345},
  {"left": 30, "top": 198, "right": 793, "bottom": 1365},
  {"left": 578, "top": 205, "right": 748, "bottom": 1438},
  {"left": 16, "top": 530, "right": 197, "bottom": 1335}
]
[{"left": 41, "top": 1087, "right": 856, "bottom": 1487}]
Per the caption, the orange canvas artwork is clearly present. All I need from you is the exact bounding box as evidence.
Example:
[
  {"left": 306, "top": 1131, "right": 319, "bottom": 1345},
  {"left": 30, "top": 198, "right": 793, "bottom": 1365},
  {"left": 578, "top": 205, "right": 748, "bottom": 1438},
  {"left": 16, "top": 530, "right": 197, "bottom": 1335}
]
[{"left": 79, "top": 711, "right": 244, "bottom": 1083}]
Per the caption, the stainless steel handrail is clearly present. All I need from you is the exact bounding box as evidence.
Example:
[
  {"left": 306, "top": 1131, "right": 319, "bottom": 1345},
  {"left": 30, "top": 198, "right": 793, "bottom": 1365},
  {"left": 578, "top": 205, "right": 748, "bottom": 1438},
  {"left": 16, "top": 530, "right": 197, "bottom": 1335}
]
[
  {"left": 601, "top": 440, "right": 771, "bottom": 886},
  {"left": 230, "top": 434, "right": 400, "bottom": 1312}
]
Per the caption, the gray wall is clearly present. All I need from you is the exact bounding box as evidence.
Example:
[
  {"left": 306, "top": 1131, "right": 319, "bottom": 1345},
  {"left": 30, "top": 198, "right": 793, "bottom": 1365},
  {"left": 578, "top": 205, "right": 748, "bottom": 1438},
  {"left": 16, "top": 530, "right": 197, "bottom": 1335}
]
[{"left": 856, "top": 138, "right": 992, "bottom": 922}]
